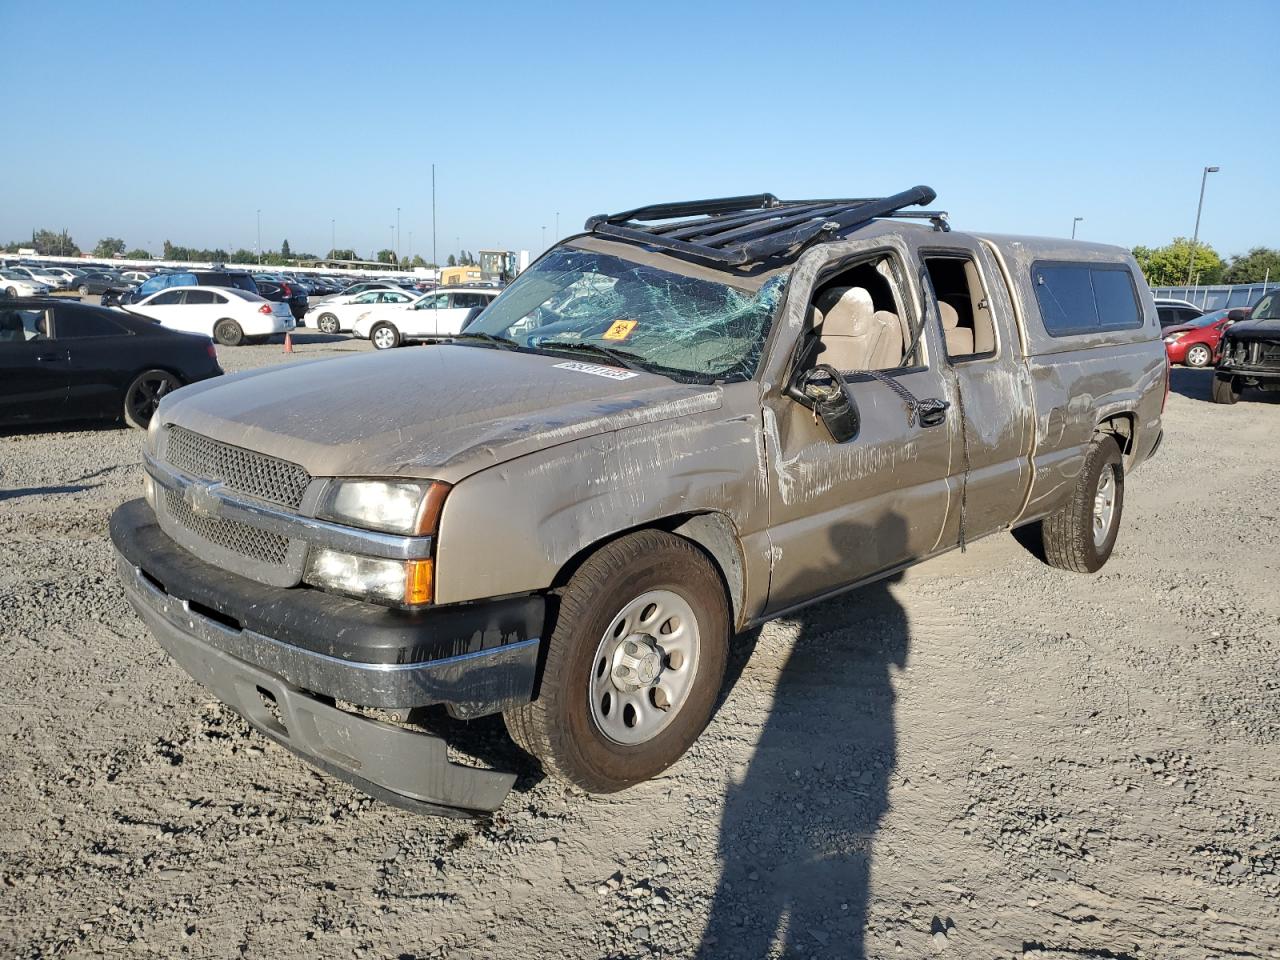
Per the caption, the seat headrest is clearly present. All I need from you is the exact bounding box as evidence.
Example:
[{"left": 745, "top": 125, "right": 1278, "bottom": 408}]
[
  {"left": 815, "top": 286, "right": 875, "bottom": 330},
  {"left": 938, "top": 301, "right": 960, "bottom": 329}
]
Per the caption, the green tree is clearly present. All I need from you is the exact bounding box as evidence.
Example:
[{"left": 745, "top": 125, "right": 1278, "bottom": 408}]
[
  {"left": 125, "top": 248, "right": 151, "bottom": 260},
  {"left": 1223, "top": 247, "right": 1280, "bottom": 284},
  {"left": 93, "top": 237, "right": 126, "bottom": 259},
  {"left": 376, "top": 249, "right": 397, "bottom": 264},
  {"left": 24, "top": 228, "right": 80, "bottom": 256},
  {"left": 446, "top": 253, "right": 457, "bottom": 267},
  {"left": 328, "top": 248, "right": 357, "bottom": 262},
  {"left": 1132, "top": 237, "right": 1224, "bottom": 287},
  {"left": 410, "top": 254, "right": 426, "bottom": 268},
  {"left": 281, "top": 238, "right": 291, "bottom": 259},
  {"left": 231, "top": 248, "right": 257, "bottom": 263}
]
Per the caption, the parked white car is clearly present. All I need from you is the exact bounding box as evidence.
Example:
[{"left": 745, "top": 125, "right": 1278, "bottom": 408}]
[
  {"left": 351, "top": 287, "right": 499, "bottom": 349},
  {"left": 7, "top": 265, "right": 66, "bottom": 289},
  {"left": 121, "top": 271, "right": 153, "bottom": 284},
  {"left": 307, "top": 288, "right": 419, "bottom": 334},
  {"left": 124, "top": 285, "right": 294, "bottom": 346},
  {"left": 0, "top": 269, "right": 54, "bottom": 297}
]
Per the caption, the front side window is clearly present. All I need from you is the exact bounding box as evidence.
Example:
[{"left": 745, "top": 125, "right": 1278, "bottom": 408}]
[
  {"left": 1033, "top": 263, "right": 1142, "bottom": 337},
  {"left": 183, "top": 290, "right": 217, "bottom": 305},
  {"left": 1253, "top": 292, "right": 1278, "bottom": 321},
  {"left": 468, "top": 247, "right": 788, "bottom": 382},
  {"left": 54, "top": 309, "right": 129, "bottom": 339}
]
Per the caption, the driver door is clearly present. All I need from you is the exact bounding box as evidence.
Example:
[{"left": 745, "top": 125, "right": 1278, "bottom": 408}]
[
  {"left": 762, "top": 246, "right": 956, "bottom": 613},
  {"left": 405, "top": 291, "right": 450, "bottom": 337}
]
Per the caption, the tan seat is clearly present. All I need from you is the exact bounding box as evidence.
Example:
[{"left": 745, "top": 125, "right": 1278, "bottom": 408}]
[
  {"left": 813, "top": 286, "right": 904, "bottom": 371},
  {"left": 940, "top": 301, "right": 974, "bottom": 356}
]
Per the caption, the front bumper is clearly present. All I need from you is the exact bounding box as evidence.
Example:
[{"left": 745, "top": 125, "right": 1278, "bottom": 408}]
[
  {"left": 1218, "top": 363, "right": 1280, "bottom": 381},
  {"left": 110, "top": 498, "right": 544, "bottom": 815}
]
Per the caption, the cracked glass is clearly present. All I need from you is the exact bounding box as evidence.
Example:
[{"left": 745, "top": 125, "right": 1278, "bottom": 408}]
[{"left": 468, "top": 247, "right": 789, "bottom": 382}]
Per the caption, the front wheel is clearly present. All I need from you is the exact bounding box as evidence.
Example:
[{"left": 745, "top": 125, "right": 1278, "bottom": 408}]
[
  {"left": 316, "top": 313, "right": 340, "bottom": 335},
  {"left": 370, "top": 322, "right": 401, "bottom": 350},
  {"left": 123, "top": 369, "right": 181, "bottom": 429},
  {"left": 1038, "top": 434, "right": 1124, "bottom": 573},
  {"left": 7, "top": 286, "right": 19, "bottom": 297},
  {"left": 213, "top": 319, "right": 245, "bottom": 346},
  {"left": 1185, "top": 343, "right": 1212, "bottom": 367},
  {"left": 1211, "top": 374, "right": 1240, "bottom": 405},
  {"left": 78, "top": 284, "right": 90, "bottom": 296},
  {"left": 504, "top": 530, "right": 729, "bottom": 793}
]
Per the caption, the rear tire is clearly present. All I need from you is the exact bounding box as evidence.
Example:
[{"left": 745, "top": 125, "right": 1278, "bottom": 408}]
[
  {"left": 316, "top": 313, "right": 340, "bottom": 335},
  {"left": 1211, "top": 374, "right": 1240, "bottom": 405},
  {"left": 213, "top": 319, "right": 245, "bottom": 346},
  {"left": 1039, "top": 434, "right": 1124, "bottom": 573},
  {"left": 123, "top": 369, "right": 181, "bottom": 429},
  {"left": 78, "top": 284, "right": 90, "bottom": 296},
  {"left": 6, "top": 286, "right": 19, "bottom": 297},
  {"left": 1185, "top": 343, "right": 1211, "bottom": 368},
  {"left": 370, "top": 322, "right": 400, "bottom": 350},
  {"left": 504, "top": 530, "right": 730, "bottom": 793}
]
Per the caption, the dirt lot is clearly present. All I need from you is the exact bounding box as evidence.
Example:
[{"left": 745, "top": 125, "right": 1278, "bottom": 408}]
[{"left": 1, "top": 338, "right": 1277, "bottom": 959}]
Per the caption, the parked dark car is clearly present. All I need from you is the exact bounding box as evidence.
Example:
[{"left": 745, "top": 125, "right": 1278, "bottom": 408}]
[
  {"left": 0, "top": 298, "right": 222, "bottom": 429},
  {"left": 73, "top": 271, "right": 135, "bottom": 297},
  {"left": 1154, "top": 300, "right": 1204, "bottom": 329},
  {"left": 109, "top": 270, "right": 259, "bottom": 307},
  {"left": 253, "top": 279, "right": 310, "bottom": 321},
  {"left": 1213, "top": 291, "right": 1280, "bottom": 404}
]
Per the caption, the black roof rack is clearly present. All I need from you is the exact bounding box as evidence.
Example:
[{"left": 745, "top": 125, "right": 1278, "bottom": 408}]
[{"left": 585, "top": 185, "right": 948, "bottom": 267}]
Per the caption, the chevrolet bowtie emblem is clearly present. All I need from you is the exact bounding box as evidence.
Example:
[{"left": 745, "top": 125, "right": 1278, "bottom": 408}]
[{"left": 184, "top": 480, "right": 223, "bottom": 519}]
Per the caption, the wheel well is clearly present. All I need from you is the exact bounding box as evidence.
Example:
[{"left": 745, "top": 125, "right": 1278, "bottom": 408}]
[
  {"left": 550, "top": 513, "right": 746, "bottom": 629},
  {"left": 1096, "top": 413, "right": 1135, "bottom": 463}
]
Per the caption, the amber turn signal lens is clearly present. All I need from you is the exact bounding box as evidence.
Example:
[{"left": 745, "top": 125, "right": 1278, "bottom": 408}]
[{"left": 404, "top": 559, "right": 434, "bottom": 606}]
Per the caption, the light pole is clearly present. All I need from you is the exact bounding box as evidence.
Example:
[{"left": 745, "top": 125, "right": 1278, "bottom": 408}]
[
  {"left": 408, "top": 231, "right": 413, "bottom": 264},
  {"left": 256, "top": 209, "right": 261, "bottom": 265},
  {"left": 541, "top": 225, "right": 546, "bottom": 250},
  {"left": 396, "top": 207, "right": 401, "bottom": 264},
  {"left": 389, "top": 226, "right": 396, "bottom": 265},
  {"left": 330, "top": 218, "right": 335, "bottom": 260},
  {"left": 1186, "top": 165, "right": 1220, "bottom": 286},
  {"left": 1072, "top": 217, "right": 1083, "bottom": 239},
  {"left": 555, "top": 211, "right": 560, "bottom": 239}
]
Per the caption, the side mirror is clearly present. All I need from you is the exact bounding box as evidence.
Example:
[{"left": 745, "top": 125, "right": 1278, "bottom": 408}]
[{"left": 787, "top": 363, "right": 860, "bottom": 443}]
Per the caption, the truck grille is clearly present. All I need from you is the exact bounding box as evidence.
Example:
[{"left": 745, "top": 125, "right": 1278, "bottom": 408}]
[
  {"left": 166, "top": 426, "right": 311, "bottom": 508},
  {"left": 162, "top": 488, "right": 290, "bottom": 566}
]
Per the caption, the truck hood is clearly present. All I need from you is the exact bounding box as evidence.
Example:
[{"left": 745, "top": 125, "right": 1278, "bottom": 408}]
[
  {"left": 159, "top": 344, "right": 723, "bottom": 484},
  {"left": 1223, "top": 318, "right": 1280, "bottom": 343}
]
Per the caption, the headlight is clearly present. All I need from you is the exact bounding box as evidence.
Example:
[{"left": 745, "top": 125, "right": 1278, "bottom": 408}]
[
  {"left": 316, "top": 479, "right": 448, "bottom": 535},
  {"left": 305, "top": 548, "right": 433, "bottom": 606}
]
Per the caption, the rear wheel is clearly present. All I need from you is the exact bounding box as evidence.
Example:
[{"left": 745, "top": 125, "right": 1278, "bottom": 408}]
[
  {"left": 1185, "top": 343, "right": 1212, "bottom": 367},
  {"left": 7, "top": 286, "right": 19, "bottom": 297},
  {"left": 1211, "top": 374, "right": 1240, "bottom": 404},
  {"left": 123, "top": 369, "right": 180, "bottom": 429},
  {"left": 504, "top": 530, "right": 730, "bottom": 793},
  {"left": 1039, "top": 434, "right": 1124, "bottom": 573},
  {"left": 370, "top": 322, "right": 400, "bottom": 350},
  {"left": 213, "top": 319, "right": 245, "bottom": 346},
  {"left": 316, "top": 313, "right": 340, "bottom": 334},
  {"left": 78, "top": 284, "right": 90, "bottom": 296}
]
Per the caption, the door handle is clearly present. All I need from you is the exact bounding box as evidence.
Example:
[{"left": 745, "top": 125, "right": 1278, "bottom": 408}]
[
  {"left": 35, "top": 352, "right": 67, "bottom": 362},
  {"left": 918, "top": 400, "right": 950, "bottom": 427}
]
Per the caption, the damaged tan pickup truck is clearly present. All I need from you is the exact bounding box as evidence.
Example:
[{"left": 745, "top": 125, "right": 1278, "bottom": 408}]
[{"left": 110, "top": 187, "right": 1167, "bottom": 816}]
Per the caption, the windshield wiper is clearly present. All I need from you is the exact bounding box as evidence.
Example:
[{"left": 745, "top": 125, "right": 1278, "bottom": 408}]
[
  {"left": 443, "top": 332, "right": 520, "bottom": 350},
  {"left": 536, "top": 339, "right": 648, "bottom": 372}
]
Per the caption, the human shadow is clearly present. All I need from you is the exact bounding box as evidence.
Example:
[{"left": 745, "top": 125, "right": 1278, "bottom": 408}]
[{"left": 698, "top": 514, "right": 912, "bottom": 959}]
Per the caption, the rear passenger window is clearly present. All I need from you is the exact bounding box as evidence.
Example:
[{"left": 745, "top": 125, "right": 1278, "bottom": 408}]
[{"left": 1032, "top": 263, "right": 1143, "bottom": 337}]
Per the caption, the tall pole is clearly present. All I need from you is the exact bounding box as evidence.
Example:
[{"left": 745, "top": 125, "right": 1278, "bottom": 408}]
[
  {"left": 1186, "top": 165, "right": 1220, "bottom": 286},
  {"left": 256, "top": 209, "right": 261, "bottom": 265},
  {"left": 431, "top": 163, "right": 437, "bottom": 271},
  {"left": 541, "top": 225, "right": 546, "bottom": 250},
  {"left": 390, "top": 226, "right": 395, "bottom": 265},
  {"left": 409, "top": 231, "right": 413, "bottom": 264},
  {"left": 396, "top": 207, "right": 401, "bottom": 264},
  {"left": 555, "top": 211, "right": 560, "bottom": 239},
  {"left": 330, "top": 218, "right": 335, "bottom": 260},
  {"left": 1072, "top": 216, "right": 1083, "bottom": 239}
]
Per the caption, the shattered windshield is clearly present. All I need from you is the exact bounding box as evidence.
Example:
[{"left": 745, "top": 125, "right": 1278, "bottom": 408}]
[{"left": 466, "top": 247, "right": 788, "bottom": 382}]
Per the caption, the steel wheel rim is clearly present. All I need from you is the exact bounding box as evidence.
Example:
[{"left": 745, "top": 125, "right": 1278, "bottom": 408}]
[
  {"left": 129, "top": 374, "right": 173, "bottom": 423},
  {"left": 373, "top": 327, "right": 395, "bottom": 349},
  {"left": 1188, "top": 344, "right": 1209, "bottom": 366},
  {"left": 589, "top": 589, "right": 700, "bottom": 746},
  {"left": 1093, "top": 466, "right": 1117, "bottom": 548}
]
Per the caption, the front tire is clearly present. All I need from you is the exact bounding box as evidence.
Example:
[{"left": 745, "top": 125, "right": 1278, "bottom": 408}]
[
  {"left": 1211, "top": 374, "right": 1240, "bottom": 404},
  {"left": 6, "top": 286, "right": 18, "bottom": 297},
  {"left": 504, "top": 530, "right": 730, "bottom": 793},
  {"left": 213, "top": 319, "right": 245, "bottom": 346},
  {"left": 1185, "top": 343, "right": 1212, "bottom": 368},
  {"left": 1039, "top": 434, "right": 1124, "bottom": 573},
  {"left": 123, "top": 369, "right": 181, "bottom": 429},
  {"left": 78, "top": 284, "right": 90, "bottom": 296},
  {"left": 370, "top": 322, "right": 401, "bottom": 350},
  {"left": 316, "top": 313, "right": 340, "bottom": 335}
]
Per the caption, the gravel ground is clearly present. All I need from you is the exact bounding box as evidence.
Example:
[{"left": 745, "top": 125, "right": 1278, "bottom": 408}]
[{"left": 2, "top": 340, "right": 1278, "bottom": 959}]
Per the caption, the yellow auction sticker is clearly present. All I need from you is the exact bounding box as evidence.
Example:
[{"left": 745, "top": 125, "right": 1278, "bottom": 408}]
[{"left": 603, "top": 319, "right": 638, "bottom": 341}]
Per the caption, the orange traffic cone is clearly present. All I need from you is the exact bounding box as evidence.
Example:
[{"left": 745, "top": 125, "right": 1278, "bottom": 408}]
[{"left": 283, "top": 332, "right": 294, "bottom": 354}]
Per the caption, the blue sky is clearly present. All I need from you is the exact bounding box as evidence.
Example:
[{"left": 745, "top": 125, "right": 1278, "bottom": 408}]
[{"left": 2, "top": 0, "right": 1276, "bottom": 262}]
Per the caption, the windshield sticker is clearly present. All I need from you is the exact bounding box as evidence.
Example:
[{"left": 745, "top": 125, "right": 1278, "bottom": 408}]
[
  {"left": 603, "top": 319, "right": 638, "bottom": 341},
  {"left": 553, "top": 361, "right": 640, "bottom": 380}
]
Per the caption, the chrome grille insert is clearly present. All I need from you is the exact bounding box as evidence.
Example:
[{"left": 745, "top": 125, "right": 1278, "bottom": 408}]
[
  {"left": 165, "top": 426, "right": 311, "bottom": 508},
  {"left": 163, "top": 488, "right": 290, "bottom": 566}
]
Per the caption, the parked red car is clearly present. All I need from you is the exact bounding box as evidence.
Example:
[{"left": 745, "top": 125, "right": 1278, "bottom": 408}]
[{"left": 1163, "top": 307, "right": 1250, "bottom": 367}]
